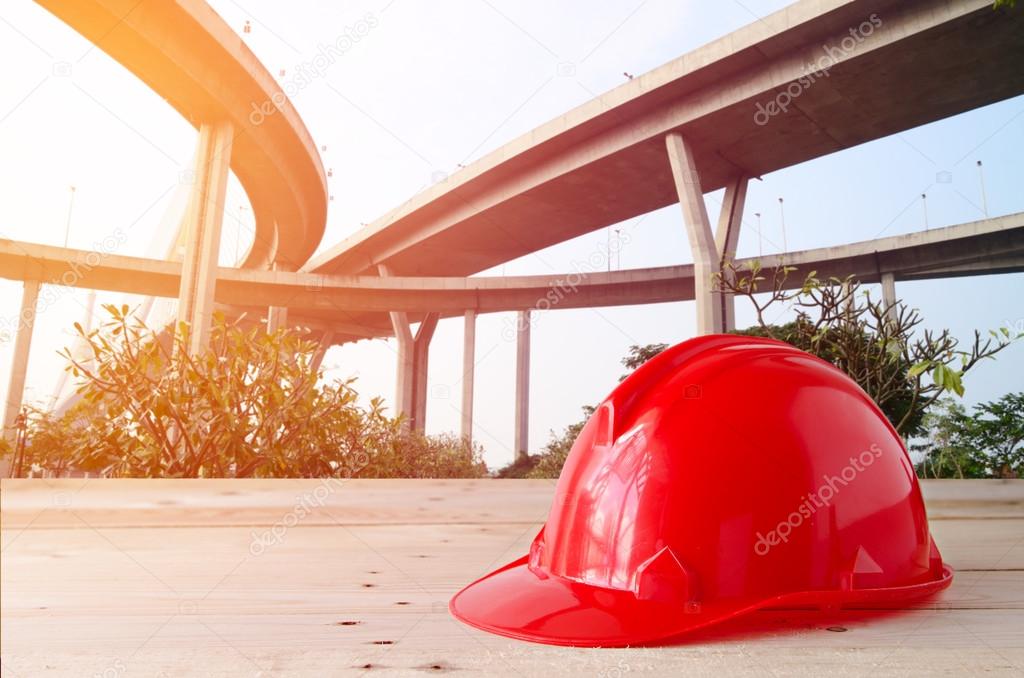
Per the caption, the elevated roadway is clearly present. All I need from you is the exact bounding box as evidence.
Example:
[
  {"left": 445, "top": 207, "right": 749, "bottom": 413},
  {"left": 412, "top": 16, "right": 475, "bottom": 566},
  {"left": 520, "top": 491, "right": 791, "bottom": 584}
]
[
  {"left": 305, "top": 0, "right": 1024, "bottom": 280},
  {"left": 36, "top": 0, "right": 328, "bottom": 271},
  {"left": 3, "top": 213, "right": 1022, "bottom": 341}
]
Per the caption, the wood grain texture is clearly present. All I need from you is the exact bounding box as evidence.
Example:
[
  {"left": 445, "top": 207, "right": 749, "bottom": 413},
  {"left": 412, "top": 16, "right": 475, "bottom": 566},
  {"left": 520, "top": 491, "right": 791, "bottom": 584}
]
[{"left": 2, "top": 479, "right": 1022, "bottom": 677}]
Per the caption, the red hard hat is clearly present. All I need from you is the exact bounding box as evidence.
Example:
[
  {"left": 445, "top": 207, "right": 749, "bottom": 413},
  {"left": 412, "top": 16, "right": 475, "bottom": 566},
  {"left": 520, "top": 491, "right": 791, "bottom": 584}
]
[{"left": 451, "top": 335, "right": 952, "bottom": 646}]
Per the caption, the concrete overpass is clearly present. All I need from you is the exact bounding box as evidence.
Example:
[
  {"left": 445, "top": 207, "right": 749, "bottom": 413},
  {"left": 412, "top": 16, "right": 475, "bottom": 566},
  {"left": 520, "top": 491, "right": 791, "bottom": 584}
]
[
  {"left": 5, "top": 0, "right": 1024, "bottom": 463},
  {"left": 4, "top": 214, "right": 1023, "bottom": 441},
  {"left": 305, "top": 0, "right": 1024, "bottom": 280},
  {"left": 3, "top": 0, "right": 328, "bottom": 444},
  {"left": 4, "top": 214, "right": 1022, "bottom": 327},
  {"left": 35, "top": 0, "right": 328, "bottom": 271},
  {"left": 295, "top": 0, "right": 1024, "bottom": 448}
]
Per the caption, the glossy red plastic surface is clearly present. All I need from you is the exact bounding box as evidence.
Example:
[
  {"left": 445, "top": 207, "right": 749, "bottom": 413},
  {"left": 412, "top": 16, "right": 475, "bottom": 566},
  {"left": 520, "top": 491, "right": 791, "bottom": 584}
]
[{"left": 450, "top": 335, "right": 952, "bottom": 646}]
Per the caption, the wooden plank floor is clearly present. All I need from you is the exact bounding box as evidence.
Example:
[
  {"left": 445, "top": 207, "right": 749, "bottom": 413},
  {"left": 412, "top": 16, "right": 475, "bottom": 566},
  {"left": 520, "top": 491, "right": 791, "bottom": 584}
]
[{"left": 2, "top": 479, "right": 1022, "bottom": 677}]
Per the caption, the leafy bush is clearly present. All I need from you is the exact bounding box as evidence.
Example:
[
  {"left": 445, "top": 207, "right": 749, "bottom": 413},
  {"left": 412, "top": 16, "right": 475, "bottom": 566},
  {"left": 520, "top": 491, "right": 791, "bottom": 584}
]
[
  {"left": 493, "top": 454, "right": 539, "bottom": 479},
  {"left": 491, "top": 407, "right": 592, "bottom": 479},
  {"left": 14, "top": 305, "right": 487, "bottom": 479},
  {"left": 718, "top": 264, "right": 1019, "bottom": 435},
  {"left": 914, "top": 393, "right": 1024, "bottom": 478},
  {"left": 364, "top": 431, "right": 488, "bottom": 478},
  {"left": 524, "top": 406, "right": 594, "bottom": 479}
]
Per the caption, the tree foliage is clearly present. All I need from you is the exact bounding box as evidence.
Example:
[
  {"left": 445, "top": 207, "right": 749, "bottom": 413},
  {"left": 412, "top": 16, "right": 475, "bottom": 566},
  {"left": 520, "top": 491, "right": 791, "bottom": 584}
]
[
  {"left": 914, "top": 393, "right": 1024, "bottom": 478},
  {"left": 513, "top": 339, "right": 673, "bottom": 479},
  {"left": 716, "top": 262, "right": 1019, "bottom": 435},
  {"left": 524, "top": 406, "right": 595, "bottom": 479},
  {"left": 10, "top": 305, "right": 487, "bottom": 478},
  {"left": 501, "top": 265, "right": 1019, "bottom": 480},
  {"left": 970, "top": 391, "right": 1024, "bottom": 476},
  {"left": 620, "top": 344, "right": 668, "bottom": 380}
]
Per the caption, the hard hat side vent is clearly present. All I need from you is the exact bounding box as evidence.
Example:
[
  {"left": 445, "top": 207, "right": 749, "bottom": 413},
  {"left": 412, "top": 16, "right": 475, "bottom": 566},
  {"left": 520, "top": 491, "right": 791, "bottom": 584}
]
[
  {"left": 527, "top": 528, "right": 549, "bottom": 579},
  {"left": 631, "top": 546, "right": 698, "bottom": 606},
  {"left": 847, "top": 545, "right": 885, "bottom": 590}
]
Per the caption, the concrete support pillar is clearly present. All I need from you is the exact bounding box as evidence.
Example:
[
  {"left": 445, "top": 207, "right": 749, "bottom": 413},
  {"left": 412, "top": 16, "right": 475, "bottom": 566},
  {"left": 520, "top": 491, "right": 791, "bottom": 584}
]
[
  {"left": 176, "top": 120, "right": 233, "bottom": 355},
  {"left": 514, "top": 310, "right": 531, "bottom": 461},
  {"left": 378, "top": 264, "right": 437, "bottom": 431},
  {"left": 378, "top": 264, "right": 414, "bottom": 426},
  {"left": 666, "top": 132, "right": 723, "bottom": 335},
  {"left": 841, "top": 279, "right": 855, "bottom": 318},
  {"left": 3, "top": 280, "right": 40, "bottom": 449},
  {"left": 411, "top": 313, "right": 439, "bottom": 432},
  {"left": 461, "top": 310, "right": 476, "bottom": 444},
  {"left": 309, "top": 331, "right": 334, "bottom": 374},
  {"left": 266, "top": 262, "right": 289, "bottom": 333},
  {"left": 714, "top": 176, "right": 749, "bottom": 332},
  {"left": 880, "top": 272, "right": 897, "bottom": 322},
  {"left": 266, "top": 306, "right": 288, "bottom": 334},
  {"left": 389, "top": 311, "right": 415, "bottom": 427}
]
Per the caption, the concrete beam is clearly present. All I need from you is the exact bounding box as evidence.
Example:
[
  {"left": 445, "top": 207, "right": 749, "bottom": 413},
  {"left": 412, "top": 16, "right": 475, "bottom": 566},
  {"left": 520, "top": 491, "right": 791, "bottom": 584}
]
[
  {"left": 715, "top": 176, "right": 748, "bottom": 331},
  {"left": 4, "top": 214, "right": 1021, "bottom": 319},
  {"left": 666, "top": 132, "right": 722, "bottom": 335},
  {"left": 177, "top": 121, "right": 233, "bottom": 355},
  {"left": 3, "top": 280, "right": 40, "bottom": 448},
  {"left": 514, "top": 310, "right": 531, "bottom": 461},
  {"left": 461, "top": 310, "right": 476, "bottom": 444}
]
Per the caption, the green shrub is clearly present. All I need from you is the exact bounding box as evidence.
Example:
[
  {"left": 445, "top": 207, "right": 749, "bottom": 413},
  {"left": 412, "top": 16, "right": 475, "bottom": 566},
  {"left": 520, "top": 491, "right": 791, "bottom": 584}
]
[{"left": 16, "top": 305, "right": 487, "bottom": 479}]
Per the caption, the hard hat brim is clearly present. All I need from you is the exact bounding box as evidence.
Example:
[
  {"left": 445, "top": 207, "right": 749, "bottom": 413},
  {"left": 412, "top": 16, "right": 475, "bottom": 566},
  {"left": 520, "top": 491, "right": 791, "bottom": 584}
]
[
  {"left": 450, "top": 555, "right": 754, "bottom": 647},
  {"left": 450, "top": 556, "right": 954, "bottom": 647}
]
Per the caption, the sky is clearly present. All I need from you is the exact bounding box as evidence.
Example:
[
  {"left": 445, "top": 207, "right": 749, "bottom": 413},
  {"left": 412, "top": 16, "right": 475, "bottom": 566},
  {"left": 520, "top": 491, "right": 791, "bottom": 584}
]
[{"left": 0, "top": 0, "right": 1021, "bottom": 470}]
